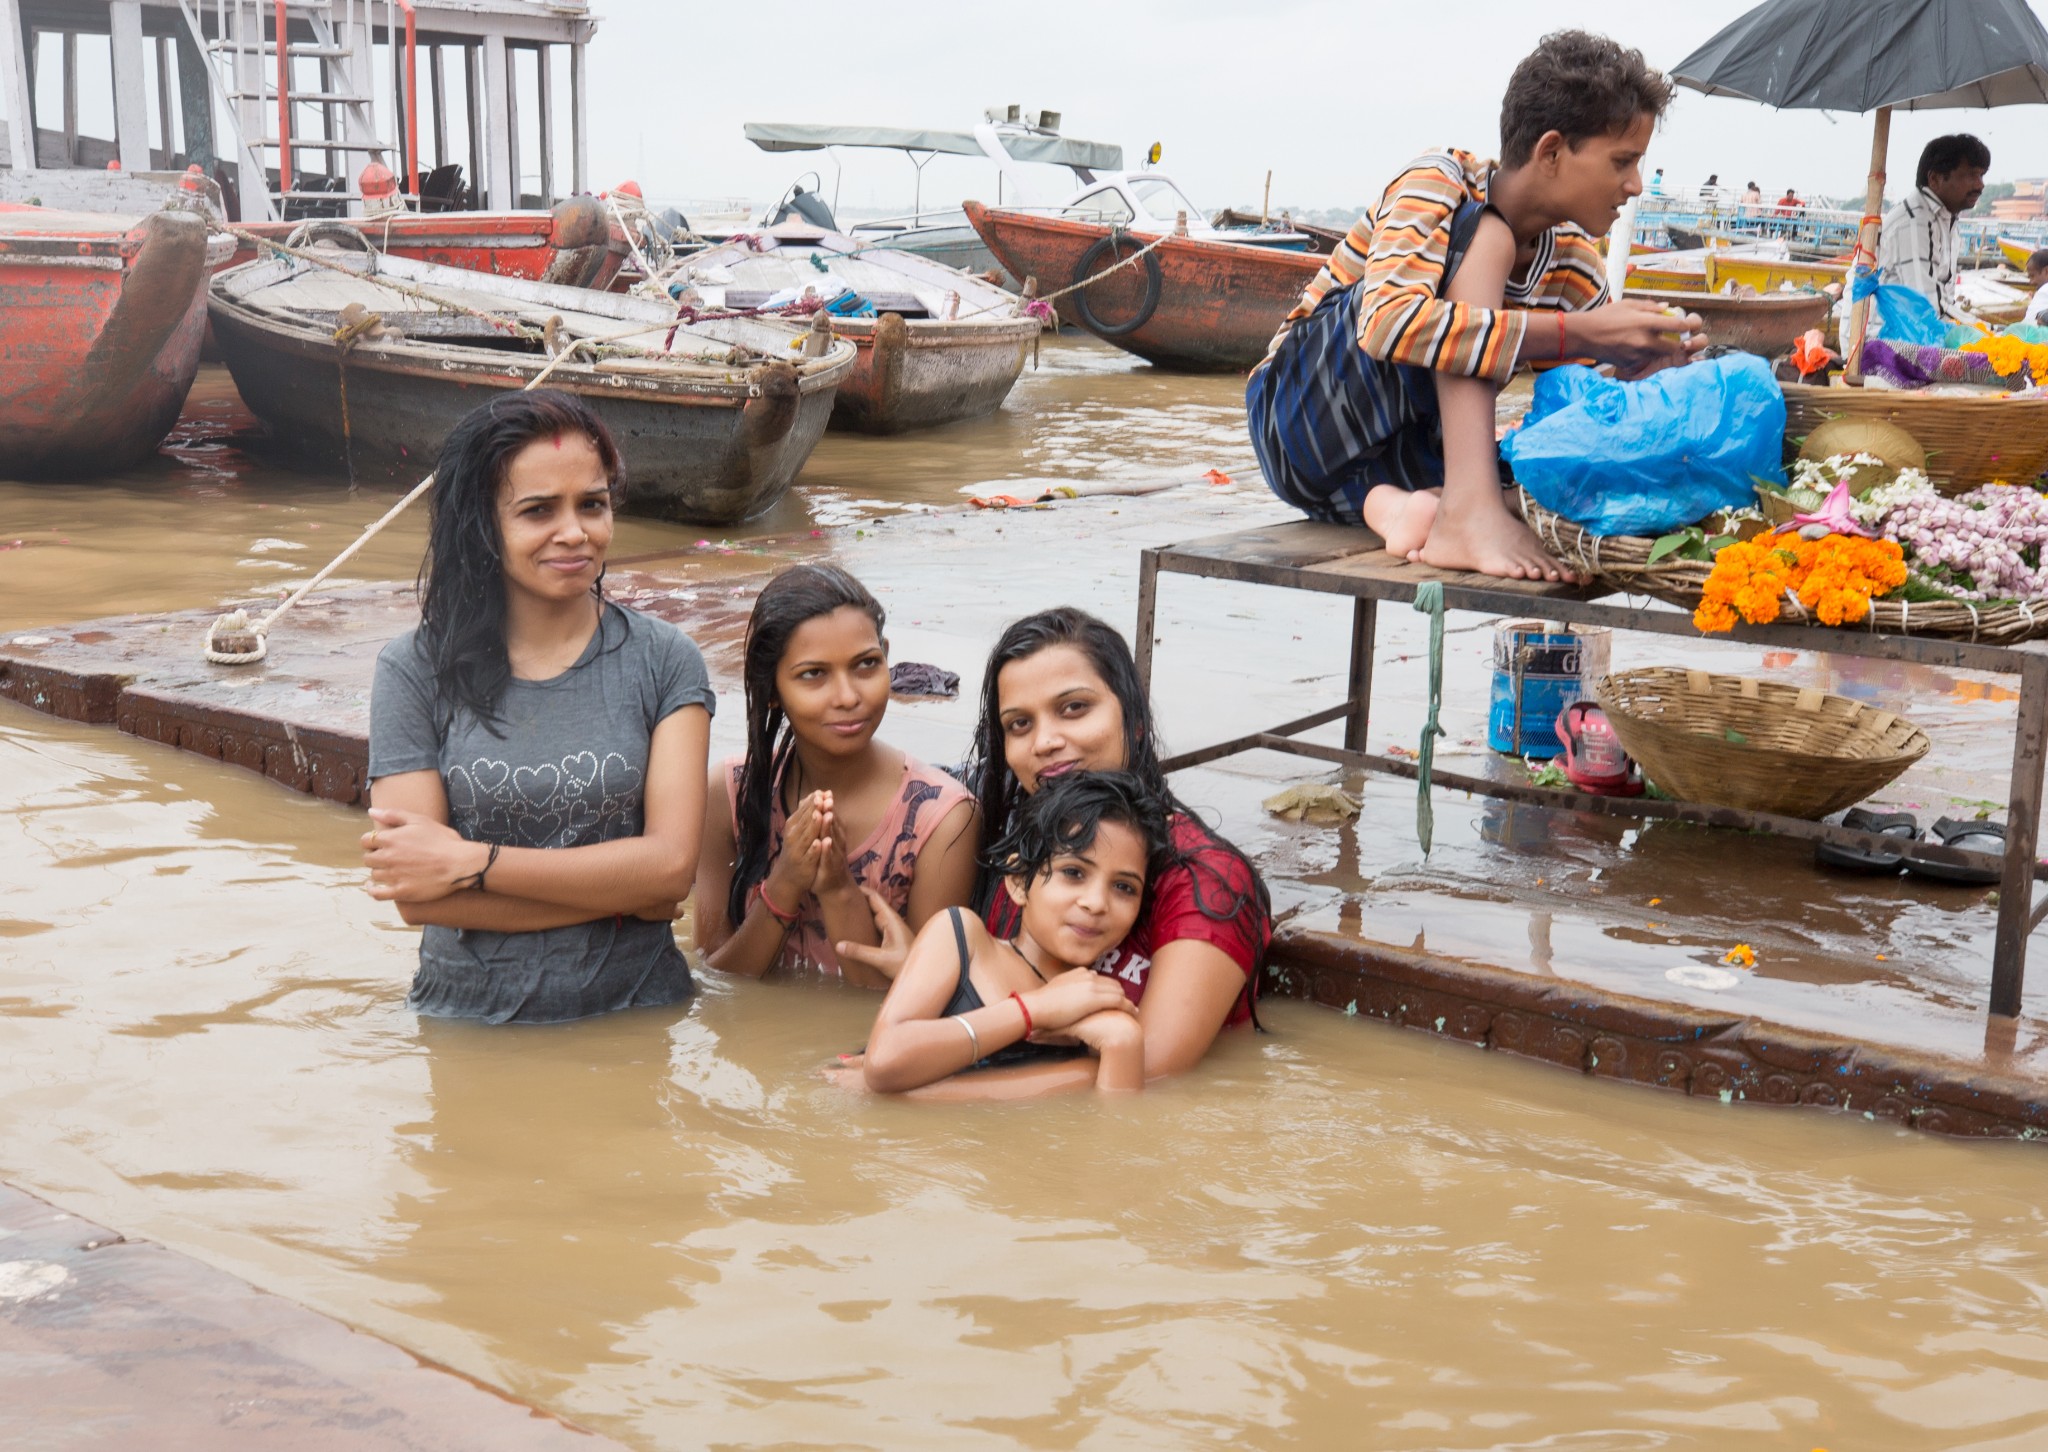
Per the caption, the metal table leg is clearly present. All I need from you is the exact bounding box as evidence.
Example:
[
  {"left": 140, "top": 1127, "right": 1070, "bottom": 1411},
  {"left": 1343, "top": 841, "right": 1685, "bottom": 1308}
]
[
  {"left": 1991, "top": 652, "right": 2048, "bottom": 1017},
  {"left": 1135, "top": 549, "right": 1161, "bottom": 693},
  {"left": 1344, "top": 598, "right": 1377, "bottom": 753}
]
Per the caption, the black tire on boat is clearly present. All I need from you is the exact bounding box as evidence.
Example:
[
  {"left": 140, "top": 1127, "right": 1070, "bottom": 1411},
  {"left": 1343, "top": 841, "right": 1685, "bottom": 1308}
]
[{"left": 1071, "top": 231, "right": 1163, "bottom": 338}]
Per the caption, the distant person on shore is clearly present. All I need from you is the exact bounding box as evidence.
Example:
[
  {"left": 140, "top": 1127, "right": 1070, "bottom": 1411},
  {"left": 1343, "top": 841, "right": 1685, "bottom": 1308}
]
[
  {"left": 1701, "top": 173, "right": 1720, "bottom": 201},
  {"left": 1879, "top": 134, "right": 1990, "bottom": 322},
  {"left": 694, "top": 564, "right": 979, "bottom": 985},
  {"left": 1648, "top": 167, "right": 1666, "bottom": 197},
  {"left": 860, "top": 773, "right": 1167, "bottom": 1096},
  {"left": 363, "top": 392, "right": 713, "bottom": 1023},
  {"left": 1244, "top": 29, "right": 1705, "bottom": 582},
  {"left": 2025, "top": 249, "right": 2048, "bottom": 325},
  {"left": 1742, "top": 180, "right": 1763, "bottom": 206},
  {"left": 1775, "top": 186, "right": 1802, "bottom": 213}
]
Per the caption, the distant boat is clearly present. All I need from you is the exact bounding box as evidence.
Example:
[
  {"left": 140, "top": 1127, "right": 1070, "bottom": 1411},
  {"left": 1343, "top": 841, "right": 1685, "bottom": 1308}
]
[
  {"left": 0, "top": 205, "right": 233, "bottom": 478},
  {"left": 671, "top": 226, "right": 1039, "bottom": 433},
  {"left": 964, "top": 202, "right": 1323, "bottom": 371},
  {"left": 2001, "top": 237, "right": 2038, "bottom": 272},
  {"left": 226, "top": 196, "right": 631, "bottom": 290},
  {"left": 209, "top": 239, "right": 858, "bottom": 523}
]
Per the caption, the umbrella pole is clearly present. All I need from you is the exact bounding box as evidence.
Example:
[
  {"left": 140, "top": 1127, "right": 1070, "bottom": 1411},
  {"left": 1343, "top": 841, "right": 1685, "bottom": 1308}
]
[{"left": 1844, "top": 104, "right": 1891, "bottom": 386}]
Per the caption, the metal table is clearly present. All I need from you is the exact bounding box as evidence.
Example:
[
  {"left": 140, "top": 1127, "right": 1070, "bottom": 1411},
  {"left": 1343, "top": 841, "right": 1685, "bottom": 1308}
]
[{"left": 1135, "top": 521, "right": 2048, "bottom": 1017}]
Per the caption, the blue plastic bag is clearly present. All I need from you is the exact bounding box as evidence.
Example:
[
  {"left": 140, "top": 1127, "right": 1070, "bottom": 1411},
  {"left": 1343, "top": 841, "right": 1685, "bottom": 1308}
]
[
  {"left": 1850, "top": 266, "right": 1947, "bottom": 347},
  {"left": 1500, "top": 355, "right": 1786, "bottom": 537}
]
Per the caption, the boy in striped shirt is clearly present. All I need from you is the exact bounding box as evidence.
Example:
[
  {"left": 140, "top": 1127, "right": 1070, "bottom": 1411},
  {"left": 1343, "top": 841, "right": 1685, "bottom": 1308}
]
[{"left": 1247, "top": 31, "right": 1706, "bottom": 581}]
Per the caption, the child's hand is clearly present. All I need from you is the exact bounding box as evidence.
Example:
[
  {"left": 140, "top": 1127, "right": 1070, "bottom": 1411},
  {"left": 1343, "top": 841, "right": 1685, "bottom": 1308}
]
[
  {"left": 1570, "top": 299, "right": 1707, "bottom": 378},
  {"left": 1024, "top": 968, "right": 1138, "bottom": 1034},
  {"left": 835, "top": 887, "right": 913, "bottom": 981},
  {"left": 1068, "top": 1008, "right": 1144, "bottom": 1092}
]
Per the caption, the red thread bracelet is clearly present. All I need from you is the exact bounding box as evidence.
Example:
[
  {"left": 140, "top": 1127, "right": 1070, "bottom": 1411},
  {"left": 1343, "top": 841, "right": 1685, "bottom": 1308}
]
[
  {"left": 756, "top": 881, "right": 799, "bottom": 925},
  {"left": 1556, "top": 310, "right": 1568, "bottom": 361},
  {"left": 1011, "top": 991, "right": 1034, "bottom": 1036}
]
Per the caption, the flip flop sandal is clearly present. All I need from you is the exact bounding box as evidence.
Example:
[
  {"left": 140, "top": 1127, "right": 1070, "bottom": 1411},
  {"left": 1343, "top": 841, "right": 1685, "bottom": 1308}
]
[
  {"left": 1905, "top": 816, "right": 2008, "bottom": 886},
  {"left": 1554, "top": 701, "right": 1643, "bottom": 797},
  {"left": 1815, "top": 808, "right": 1917, "bottom": 873}
]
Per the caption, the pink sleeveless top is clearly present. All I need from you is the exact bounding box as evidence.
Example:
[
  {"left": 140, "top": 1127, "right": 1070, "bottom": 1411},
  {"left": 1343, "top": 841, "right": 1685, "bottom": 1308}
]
[{"left": 724, "top": 754, "right": 975, "bottom": 975}]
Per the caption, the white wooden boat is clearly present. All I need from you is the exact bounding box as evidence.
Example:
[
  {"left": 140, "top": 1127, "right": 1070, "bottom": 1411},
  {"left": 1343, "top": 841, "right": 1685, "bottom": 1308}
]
[
  {"left": 209, "top": 235, "right": 857, "bottom": 523},
  {"left": 669, "top": 225, "right": 1039, "bottom": 432}
]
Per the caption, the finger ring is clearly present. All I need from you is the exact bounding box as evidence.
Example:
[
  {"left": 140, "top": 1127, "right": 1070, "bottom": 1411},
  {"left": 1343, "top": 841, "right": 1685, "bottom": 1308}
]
[{"left": 368, "top": 829, "right": 379, "bottom": 848}]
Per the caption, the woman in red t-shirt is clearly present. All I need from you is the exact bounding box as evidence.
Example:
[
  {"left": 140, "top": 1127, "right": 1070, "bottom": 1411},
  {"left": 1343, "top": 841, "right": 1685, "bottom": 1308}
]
[{"left": 839, "top": 608, "right": 1271, "bottom": 1094}]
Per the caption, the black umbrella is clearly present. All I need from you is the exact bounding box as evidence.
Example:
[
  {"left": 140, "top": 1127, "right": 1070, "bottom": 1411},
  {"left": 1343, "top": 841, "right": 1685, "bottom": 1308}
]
[{"left": 1670, "top": 0, "right": 2048, "bottom": 371}]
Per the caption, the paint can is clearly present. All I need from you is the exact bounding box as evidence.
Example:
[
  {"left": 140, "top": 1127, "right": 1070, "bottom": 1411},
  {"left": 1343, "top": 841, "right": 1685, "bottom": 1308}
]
[{"left": 1487, "top": 620, "right": 1611, "bottom": 758}]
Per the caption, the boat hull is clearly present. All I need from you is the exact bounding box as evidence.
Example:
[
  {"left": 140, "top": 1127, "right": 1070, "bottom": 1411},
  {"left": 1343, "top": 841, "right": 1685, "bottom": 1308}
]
[
  {"left": 964, "top": 202, "right": 1322, "bottom": 371},
  {"left": 0, "top": 208, "right": 213, "bottom": 478},
  {"left": 209, "top": 276, "right": 844, "bottom": 525},
  {"left": 826, "top": 312, "right": 1037, "bottom": 433}
]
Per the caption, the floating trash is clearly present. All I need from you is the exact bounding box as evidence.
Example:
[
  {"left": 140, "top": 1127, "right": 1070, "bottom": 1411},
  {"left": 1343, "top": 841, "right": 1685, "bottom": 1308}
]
[{"left": 1667, "top": 965, "right": 1740, "bottom": 991}]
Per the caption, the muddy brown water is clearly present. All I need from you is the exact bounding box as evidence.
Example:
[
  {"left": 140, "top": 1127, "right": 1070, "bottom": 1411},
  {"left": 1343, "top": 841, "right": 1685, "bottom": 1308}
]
[{"left": 7, "top": 340, "right": 2048, "bottom": 1448}]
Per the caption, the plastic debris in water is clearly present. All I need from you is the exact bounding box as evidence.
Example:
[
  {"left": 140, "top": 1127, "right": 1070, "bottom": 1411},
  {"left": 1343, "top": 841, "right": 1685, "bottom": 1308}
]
[
  {"left": 1262, "top": 783, "right": 1362, "bottom": 825},
  {"left": 1722, "top": 943, "right": 1757, "bottom": 967},
  {"left": 889, "top": 662, "right": 959, "bottom": 698},
  {"left": 1667, "top": 965, "right": 1740, "bottom": 991}
]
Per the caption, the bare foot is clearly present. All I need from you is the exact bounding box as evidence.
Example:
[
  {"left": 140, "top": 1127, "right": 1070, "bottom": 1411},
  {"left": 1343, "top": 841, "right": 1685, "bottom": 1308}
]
[
  {"left": 1362, "top": 485, "right": 1439, "bottom": 557},
  {"left": 1413, "top": 502, "right": 1580, "bottom": 583}
]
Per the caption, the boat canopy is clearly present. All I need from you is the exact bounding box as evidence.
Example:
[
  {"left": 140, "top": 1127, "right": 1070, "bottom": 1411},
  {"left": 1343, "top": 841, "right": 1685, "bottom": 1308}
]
[{"left": 743, "top": 122, "right": 1122, "bottom": 172}]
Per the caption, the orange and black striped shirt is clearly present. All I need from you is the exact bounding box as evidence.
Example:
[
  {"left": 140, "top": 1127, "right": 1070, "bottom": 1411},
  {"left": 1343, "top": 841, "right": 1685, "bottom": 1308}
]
[{"left": 1266, "top": 150, "right": 1608, "bottom": 385}]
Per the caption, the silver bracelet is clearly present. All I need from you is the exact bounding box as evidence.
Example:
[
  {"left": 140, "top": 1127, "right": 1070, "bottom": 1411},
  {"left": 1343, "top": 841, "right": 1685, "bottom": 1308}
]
[{"left": 957, "top": 1015, "right": 981, "bottom": 1060}]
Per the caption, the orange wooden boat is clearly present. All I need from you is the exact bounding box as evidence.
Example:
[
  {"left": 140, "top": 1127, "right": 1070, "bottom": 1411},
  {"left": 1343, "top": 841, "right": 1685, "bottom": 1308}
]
[
  {"left": 964, "top": 201, "right": 1324, "bottom": 371},
  {"left": 0, "top": 206, "right": 231, "bottom": 478},
  {"left": 226, "top": 195, "right": 628, "bottom": 290}
]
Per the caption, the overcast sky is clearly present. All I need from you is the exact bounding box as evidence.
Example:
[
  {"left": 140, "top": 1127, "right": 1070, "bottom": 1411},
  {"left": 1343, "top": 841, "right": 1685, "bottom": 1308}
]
[{"left": 580, "top": 0, "right": 2048, "bottom": 216}]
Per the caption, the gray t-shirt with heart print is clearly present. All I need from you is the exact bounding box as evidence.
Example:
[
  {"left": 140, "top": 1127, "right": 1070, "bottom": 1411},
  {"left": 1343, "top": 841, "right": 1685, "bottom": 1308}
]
[{"left": 369, "top": 602, "right": 715, "bottom": 1023}]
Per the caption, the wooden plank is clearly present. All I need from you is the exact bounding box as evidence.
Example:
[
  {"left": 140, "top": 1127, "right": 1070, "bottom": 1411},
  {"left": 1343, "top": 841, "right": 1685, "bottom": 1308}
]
[
  {"left": 534, "top": 41, "right": 552, "bottom": 206},
  {"left": 1154, "top": 520, "right": 1379, "bottom": 571},
  {"left": 1310, "top": 547, "right": 1606, "bottom": 601},
  {"left": 568, "top": 35, "right": 585, "bottom": 194},
  {"left": 0, "top": 0, "right": 35, "bottom": 170},
  {"left": 108, "top": 2, "right": 152, "bottom": 173},
  {"left": 481, "top": 31, "right": 510, "bottom": 209},
  {"left": 1993, "top": 651, "right": 2048, "bottom": 1015}
]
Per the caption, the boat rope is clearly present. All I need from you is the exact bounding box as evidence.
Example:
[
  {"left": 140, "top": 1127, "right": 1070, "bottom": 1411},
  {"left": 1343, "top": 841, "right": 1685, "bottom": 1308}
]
[
  {"left": 1411, "top": 581, "right": 1448, "bottom": 855},
  {"left": 950, "top": 229, "right": 1172, "bottom": 325},
  {"left": 226, "top": 228, "right": 788, "bottom": 368},
  {"left": 201, "top": 325, "right": 617, "bottom": 667}
]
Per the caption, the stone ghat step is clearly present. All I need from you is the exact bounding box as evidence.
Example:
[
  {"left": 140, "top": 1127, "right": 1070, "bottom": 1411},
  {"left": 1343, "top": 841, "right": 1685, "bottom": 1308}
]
[
  {"left": 0, "top": 572, "right": 762, "bottom": 806},
  {"left": 0, "top": 1180, "right": 629, "bottom": 1450}
]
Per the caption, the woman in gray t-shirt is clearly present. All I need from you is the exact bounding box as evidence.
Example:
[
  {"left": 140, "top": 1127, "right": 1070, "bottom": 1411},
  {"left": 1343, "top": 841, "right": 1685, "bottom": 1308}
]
[{"left": 363, "top": 391, "right": 714, "bottom": 1024}]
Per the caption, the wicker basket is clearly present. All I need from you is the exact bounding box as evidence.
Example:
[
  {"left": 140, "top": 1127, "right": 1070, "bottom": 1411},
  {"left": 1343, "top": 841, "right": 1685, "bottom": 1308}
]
[
  {"left": 1594, "top": 668, "right": 1930, "bottom": 819},
  {"left": 1781, "top": 382, "right": 2048, "bottom": 491},
  {"left": 1515, "top": 490, "right": 2048, "bottom": 643}
]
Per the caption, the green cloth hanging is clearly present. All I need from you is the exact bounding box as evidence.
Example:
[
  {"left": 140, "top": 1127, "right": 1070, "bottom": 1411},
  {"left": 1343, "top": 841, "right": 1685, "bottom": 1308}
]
[{"left": 1411, "top": 581, "right": 1447, "bottom": 854}]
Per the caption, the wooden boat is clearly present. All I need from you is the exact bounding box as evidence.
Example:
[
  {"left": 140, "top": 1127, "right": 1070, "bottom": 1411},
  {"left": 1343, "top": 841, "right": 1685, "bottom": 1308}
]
[
  {"left": 668, "top": 226, "right": 1038, "bottom": 433},
  {"left": 0, "top": 205, "right": 234, "bottom": 478},
  {"left": 1707, "top": 253, "right": 1846, "bottom": 295},
  {"left": 1209, "top": 208, "right": 1344, "bottom": 253},
  {"left": 2000, "top": 237, "right": 2037, "bottom": 272},
  {"left": 209, "top": 240, "right": 858, "bottom": 524},
  {"left": 963, "top": 201, "right": 1323, "bottom": 370},
  {"left": 1623, "top": 288, "right": 1830, "bottom": 356},
  {"left": 226, "top": 195, "right": 630, "bottom": 290}
]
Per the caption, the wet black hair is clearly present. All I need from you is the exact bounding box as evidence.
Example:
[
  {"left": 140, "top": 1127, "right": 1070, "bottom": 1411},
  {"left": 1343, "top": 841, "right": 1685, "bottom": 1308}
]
[
  {"left": 962, "top": 607, "right": 1269, "bottom": 960},
  {"left": 1498, "top": 30, "right": 1673, "bottom": 170},
  {"left": 2028, "top": 249, "right": 2048, "bottom": 276},
  {"left": 985, "top": 769, "right": 1172, "bottom": 895},
  {"left": 1917, "top": 134, "right": 1990, "bottom": 189},
  {"left": 726, "top": 563, "right": 887, "bottom": 929},
  {"left": 416, "top": 389, "right": 623, "bottom": 731}
]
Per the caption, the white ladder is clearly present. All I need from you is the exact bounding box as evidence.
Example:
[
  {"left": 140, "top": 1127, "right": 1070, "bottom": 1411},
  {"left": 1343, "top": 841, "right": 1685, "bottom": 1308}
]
[{"left": 184, "top": 0, "right": 402, "bottom": 220}]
